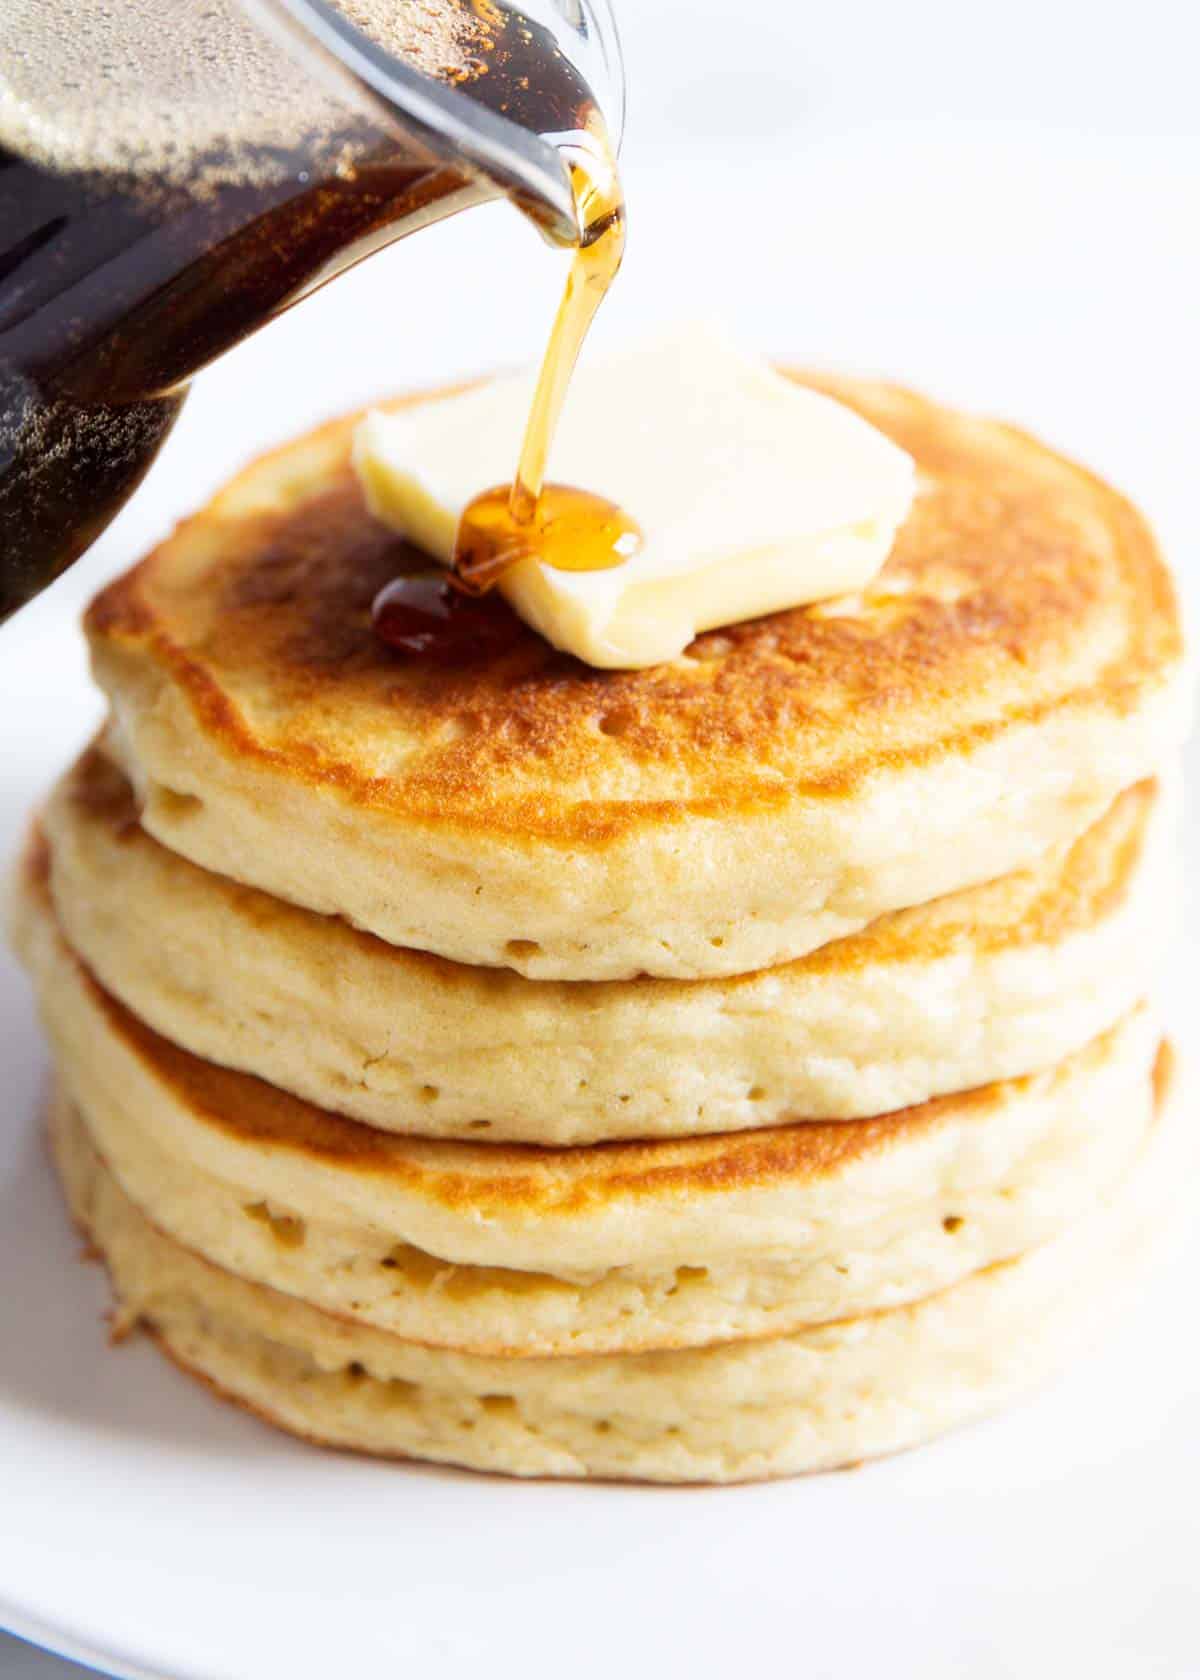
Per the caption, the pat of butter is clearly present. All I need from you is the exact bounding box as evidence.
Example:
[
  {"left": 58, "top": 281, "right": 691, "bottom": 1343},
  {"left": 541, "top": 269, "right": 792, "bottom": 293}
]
[{"left": 353, "top": 324, "right": 915, "bottom": 669}]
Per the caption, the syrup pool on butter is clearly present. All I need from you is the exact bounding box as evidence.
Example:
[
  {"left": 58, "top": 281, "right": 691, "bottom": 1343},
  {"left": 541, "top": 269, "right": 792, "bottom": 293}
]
[{"left": 353, "top": 324, "right": 916, "bottom": 670}]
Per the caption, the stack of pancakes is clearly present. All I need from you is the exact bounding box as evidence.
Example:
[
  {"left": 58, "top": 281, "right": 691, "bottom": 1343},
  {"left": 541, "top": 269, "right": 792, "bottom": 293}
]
[{"left": 11, "top": 375, "right": 1190, "bottom": 1483}]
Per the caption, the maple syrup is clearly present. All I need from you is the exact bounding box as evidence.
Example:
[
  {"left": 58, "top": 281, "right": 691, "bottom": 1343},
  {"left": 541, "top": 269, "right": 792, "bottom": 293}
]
[
  {"left": 372, "top": 571, "right": 525, "bottom": 662},
  {"left": 454, "top": 125, "right": 637, "bottom": 583},
  {"left": 0, "top": 2, "right": 608, "bottom": 622},
  {"left": 373, "top": 117, "right": 638, "bottom": 657},
  {"left": 452, "top": 484, "right": 641, "bottom": 594}
]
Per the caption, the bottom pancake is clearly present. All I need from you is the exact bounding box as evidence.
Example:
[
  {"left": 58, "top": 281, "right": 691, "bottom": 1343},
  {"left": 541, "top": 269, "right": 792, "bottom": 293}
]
[{"left": 50, "top": 1053, "right": 1183, "bottom": 1485}]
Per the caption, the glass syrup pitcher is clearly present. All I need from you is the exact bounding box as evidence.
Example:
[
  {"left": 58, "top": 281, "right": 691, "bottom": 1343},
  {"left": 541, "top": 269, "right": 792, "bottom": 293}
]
[{"left": 0, "top": 0, "right": 625, "bottom": 622}]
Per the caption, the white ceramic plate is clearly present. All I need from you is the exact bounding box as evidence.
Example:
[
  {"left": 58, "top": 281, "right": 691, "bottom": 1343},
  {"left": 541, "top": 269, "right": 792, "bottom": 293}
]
[{"left": 2, "top": 128, "right": 1198, "bottom": 1680}]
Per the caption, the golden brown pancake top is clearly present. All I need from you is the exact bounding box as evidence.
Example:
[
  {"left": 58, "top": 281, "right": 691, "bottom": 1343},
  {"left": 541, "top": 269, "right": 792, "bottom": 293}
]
[{"left": 86, "top": 374, "right": 1183, "bottom": 843}]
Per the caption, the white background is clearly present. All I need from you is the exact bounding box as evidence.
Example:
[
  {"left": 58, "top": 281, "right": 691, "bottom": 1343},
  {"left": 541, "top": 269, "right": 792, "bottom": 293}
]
[{"left": 1, "top": 0, "right": 1198, "bottom": 1674}]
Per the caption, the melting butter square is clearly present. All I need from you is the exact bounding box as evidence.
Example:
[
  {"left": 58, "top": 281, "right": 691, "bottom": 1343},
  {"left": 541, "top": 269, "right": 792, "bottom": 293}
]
[{"left": 353, "top": 324, "right": 915, "bottom": 669}]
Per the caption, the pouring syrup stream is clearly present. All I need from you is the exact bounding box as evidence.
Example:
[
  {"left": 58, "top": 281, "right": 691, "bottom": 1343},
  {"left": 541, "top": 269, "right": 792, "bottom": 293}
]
[{"left": 374, "top": 116, "right": 639, "bottom": 657}]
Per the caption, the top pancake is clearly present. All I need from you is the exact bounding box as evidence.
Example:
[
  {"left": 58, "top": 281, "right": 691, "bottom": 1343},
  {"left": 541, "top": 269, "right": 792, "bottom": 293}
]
[{"left": 87, "top": 373, "right": 1188, "bottom": 979}]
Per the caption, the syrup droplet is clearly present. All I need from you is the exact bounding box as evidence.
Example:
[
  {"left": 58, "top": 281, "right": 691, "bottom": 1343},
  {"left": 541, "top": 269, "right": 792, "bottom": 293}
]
[
  {"left": 453, "top": 482, "right": 642, "bottom": 595},
  {"left": 371, "top": 572, "right": 524, "bottom": 662}
]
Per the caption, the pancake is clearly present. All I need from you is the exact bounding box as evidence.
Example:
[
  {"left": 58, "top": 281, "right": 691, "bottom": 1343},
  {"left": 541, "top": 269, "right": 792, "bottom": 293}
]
[
  {"left": 48, "top": 1047, "right": 1183, "bottom": 1483},
  {"left": 86, "top": 374, "right": 1188, "bottom": 982},
  {"left": 43, "top": 746, "right": 1170, "bottom": 1143},
  {"left": 12, "top": 853, "right": 1163, "bottom": 1354}
]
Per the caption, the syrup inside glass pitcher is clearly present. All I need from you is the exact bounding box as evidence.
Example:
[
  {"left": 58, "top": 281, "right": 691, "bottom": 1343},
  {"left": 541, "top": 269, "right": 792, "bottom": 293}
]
[{"left": 0, "top": 0, "right": 623, "bottom": 622}]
